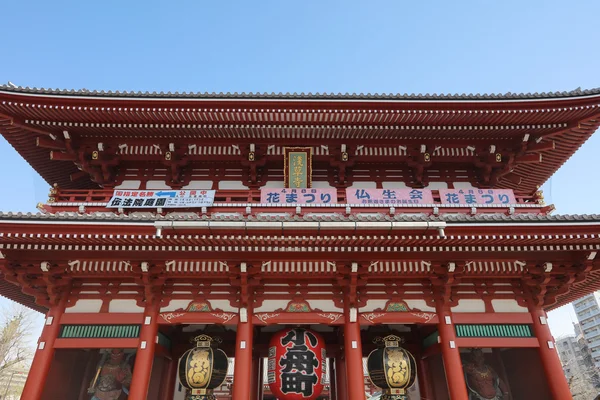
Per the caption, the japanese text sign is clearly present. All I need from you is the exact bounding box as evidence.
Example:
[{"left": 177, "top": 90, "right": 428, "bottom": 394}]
[
  {"left": 345, "top": 188, "right": 434, "bottom": 205},
  {"left": 439, "top": 189, "right": 516, "bottom": 205},
  {"left": 261, "top": 188, "right": 337, "bottom": 204},
  {"left": 285, "top": 147, "right": 312, "bottom": 189},
  {"left": 107, "top": 190, "right": 216, "bottom": 209},
  {"left": 268, "top": 328, "right": 326, "bottom": 400}
]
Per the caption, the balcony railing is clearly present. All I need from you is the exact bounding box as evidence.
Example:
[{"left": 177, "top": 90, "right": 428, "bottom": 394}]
[{"left": 41, "top": 187, "right": 549, "bottom": 216}]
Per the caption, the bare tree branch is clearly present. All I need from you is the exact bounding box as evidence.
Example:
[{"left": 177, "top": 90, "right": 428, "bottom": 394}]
[{"left": 0, "top": 304, "right": 34, "bottom": 372}]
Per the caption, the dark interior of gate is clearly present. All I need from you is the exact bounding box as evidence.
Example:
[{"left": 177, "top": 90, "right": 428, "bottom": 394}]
[{"left": 38, "top": 322, "right": 551, "bottom": 400}]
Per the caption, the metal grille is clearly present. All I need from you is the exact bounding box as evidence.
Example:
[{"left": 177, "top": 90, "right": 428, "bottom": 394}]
[
  {"left": 455, "top": 324, "right": 533, "bottom": 338},
  {"left": 59, "top": 324, "right": 140, "bottom": 338}
]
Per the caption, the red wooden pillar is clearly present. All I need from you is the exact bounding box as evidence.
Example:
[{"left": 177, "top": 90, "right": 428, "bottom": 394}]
[
  {"left": 417, "top": 356, "right": 434, "bottom": 400},
  {"left": 21, "top": 294, "right": 69, "bottom": 400},
  {"left": 435, "top": 302, "right": 468, "bottom": 400},
  {"left": 128, "top": 302, "right": 160, "bottom": 400},
  {"left": 232, "top": 305, "right": 254, "bottom": 400},
  {"left": 160, "top": 356, "right": 179, "bottom": 400},
  {"left": 335, "top": 355, "right": 347, "bottom": 400},
  {"left": 528, "top": 301, "right": 573, "bottom": 400},
  {"left": 343, "top": 305, "right": 366, "bottom": 400}
]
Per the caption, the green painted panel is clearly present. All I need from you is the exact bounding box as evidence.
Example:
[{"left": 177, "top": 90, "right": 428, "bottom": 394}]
[
  {"left": 59, "top": 325, "right": 141, "bottom": 339},
  {"left": 157, "top": 332, "right": 172, "bottom": 350},
  {"left": 454, "top": 324, "right": 533, "bottom": 338},
  {"left": 422, "top": 330, "right": 440, "bottom": 348}
]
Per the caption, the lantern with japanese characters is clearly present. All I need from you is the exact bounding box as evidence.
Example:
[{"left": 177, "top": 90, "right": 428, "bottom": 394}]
[
  {"left": 178, "top": 335, "right": 229, "bottom": 400},
  {"left": 367, "top": 335, "right": 417, "bottom": 400},
  {"left": 268, "top": 327, "right": 326, "bottom": 400}
]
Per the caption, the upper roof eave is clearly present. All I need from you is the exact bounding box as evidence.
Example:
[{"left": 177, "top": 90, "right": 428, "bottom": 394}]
[
  {"left": 2, "top": 84, "right": 600, "bottom": 104},
  {"left": 0, "top": 211, "right": 599, "bottom": 224}
]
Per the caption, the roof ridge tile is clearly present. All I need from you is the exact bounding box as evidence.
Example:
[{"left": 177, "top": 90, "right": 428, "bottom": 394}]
[{"left": 2, "top": 83, "right": 600, "bottom": 100}]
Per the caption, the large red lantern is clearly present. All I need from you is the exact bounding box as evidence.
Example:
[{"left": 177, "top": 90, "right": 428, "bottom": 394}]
[{"left": 267, "top": 327, "right": 326, "bottom": 400}]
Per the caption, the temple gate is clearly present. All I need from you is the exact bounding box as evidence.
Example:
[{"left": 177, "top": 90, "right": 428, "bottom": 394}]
[{"left": 1, "top": 84, "right": 600, "bottom": 399}]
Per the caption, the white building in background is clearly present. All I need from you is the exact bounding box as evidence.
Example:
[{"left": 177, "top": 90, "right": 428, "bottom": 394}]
[
  {"left": 556, "top": 323, "right": 600, "bottom": 399},
  {"left": 574, "top": 293, "right": 600, "bottom": 367},
  {"left": 0, "top": 367, "right": 28, "bottom": 400},
  {"left": 557, "top": 334, "right": 590, "bottom": 380}
]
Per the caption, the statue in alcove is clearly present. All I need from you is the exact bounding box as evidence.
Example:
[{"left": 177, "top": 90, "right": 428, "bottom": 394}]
[
  {"left": 88, "top": 349, "right": 133, "bottom": 400},
  {"left": 463, "top": 349, "right": 510, "bottom": 400}
]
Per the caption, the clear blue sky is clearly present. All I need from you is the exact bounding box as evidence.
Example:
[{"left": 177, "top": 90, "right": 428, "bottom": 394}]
[{"left": 1, "top": 0, "right": 599, "bottom": 340}]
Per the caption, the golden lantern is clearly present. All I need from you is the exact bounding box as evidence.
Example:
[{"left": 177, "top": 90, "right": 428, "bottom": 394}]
[
  {"left": 178, "top": 335, "right": 229, "bottom": 400},
  {"left": 367, "top": 335, "right": 417, "bottom": 400}
]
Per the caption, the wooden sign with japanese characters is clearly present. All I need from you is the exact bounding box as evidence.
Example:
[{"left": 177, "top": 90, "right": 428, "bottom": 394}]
[{"left": 107, "top": 190, "right": 216, "bottom": 209}]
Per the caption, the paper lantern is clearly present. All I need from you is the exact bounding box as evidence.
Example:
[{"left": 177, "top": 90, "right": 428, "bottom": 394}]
[
  {"left": 178, "top": 335, "right": 229, "bottom": 400},
  {"left": 367, "top": 335, "right": 417, "bottom": 400},
  {"left": 268, "top": 327, "right": 326, "bottom": 400}
]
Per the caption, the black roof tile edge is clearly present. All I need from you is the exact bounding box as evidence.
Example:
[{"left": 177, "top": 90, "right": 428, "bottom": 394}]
[{"left": 1, "top": 84, "right": 600, "bottom": 101}]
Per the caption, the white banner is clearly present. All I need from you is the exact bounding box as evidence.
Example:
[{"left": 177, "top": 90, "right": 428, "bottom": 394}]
[{"left": 107, "top": 189, "right": 216, "bottom": 209}]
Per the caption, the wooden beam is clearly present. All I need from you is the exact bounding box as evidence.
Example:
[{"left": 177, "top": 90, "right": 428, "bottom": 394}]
[
  {"left": 50, "top": 151, "right": 77, "bottom": 161},
  {"left": 60, "top": 313, "right": 145, "bottom": 325},
  {"left": 36, "top": 136, "right": 66, "bottom": 151},
  {"left": 455, "top": 337, "right": 539, "bottom": 348},
  {"left": 452, "top": 312, "right": 533, "bottom": 324},
  {"left": 54, "top": 338, "right": 139, "bottom": 349}
]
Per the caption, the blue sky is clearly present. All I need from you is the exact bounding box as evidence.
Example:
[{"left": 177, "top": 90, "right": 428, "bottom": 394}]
[{"left": 1, "top": 0, "right": 600, "bottom": 340}]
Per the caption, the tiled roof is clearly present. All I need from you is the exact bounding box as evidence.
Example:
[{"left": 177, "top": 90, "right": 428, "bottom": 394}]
[
  {"left": 0, "top": 280, "right": 47, "bottom": 313},
  {"left": 1, "top": 211, "right": 599, "bottom": 224},
  {"left": 2, "top": 83, "right": 600, "bottom": 101}
]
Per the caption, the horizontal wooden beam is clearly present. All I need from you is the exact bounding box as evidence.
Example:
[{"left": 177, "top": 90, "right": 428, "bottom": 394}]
[
  {"left": 60, "top": 313, "right": 145, "bottom": 325},
  {"left": 50, "top": 151, "right": 76, "bottom": 161},
  {"left": 54, "top": 338, "right": 139, "bottom": 349},
  {"left": 455, "top": 337, "right": 539, "bottom": 348},
  {"left": 452, "top": 313, "right": 533, "bottom": 324},
  {"left": 36, "top": 136, "right": 66, "bottom": 151}
]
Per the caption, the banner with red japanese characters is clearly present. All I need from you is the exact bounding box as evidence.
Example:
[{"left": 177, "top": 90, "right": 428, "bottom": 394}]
[
  {"left": 107, "top": 189, "right": 216, "bottom": 208},
  {"left": 345, "top": 188, "right": 434, "bottom": 205},
  {"left": 260, "top": 188, "right": 337, "bottom": 204},
  {"left": 439, "top": 189, "right": 517, "bottom": 205}
]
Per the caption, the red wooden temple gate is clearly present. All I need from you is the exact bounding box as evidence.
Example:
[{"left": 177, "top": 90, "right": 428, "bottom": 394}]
[{"left": 1, "top": 84, "right": 600, "bottom": 399}]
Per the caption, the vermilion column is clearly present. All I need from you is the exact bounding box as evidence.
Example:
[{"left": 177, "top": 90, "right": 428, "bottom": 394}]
[
  {"left": 343, "top": 304, "right": 366, "bottom": 400},
  {"left": 335, "top": 355, "right": 347, "bottom": 400},
  {"left": 435, "top": 302, "right": 468, "bottom": 400},
  {"left": 232, "top": 305, "right": 254, "bottom": 400},
  {"left": 128, "top": 302, "right": 160, "bottom": 400},
  {"left": 21, "top": 294, "right": 69, "bottom": 400},
  {"left": 528, "top": 301, "right": 573, "bottom": 400}
]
